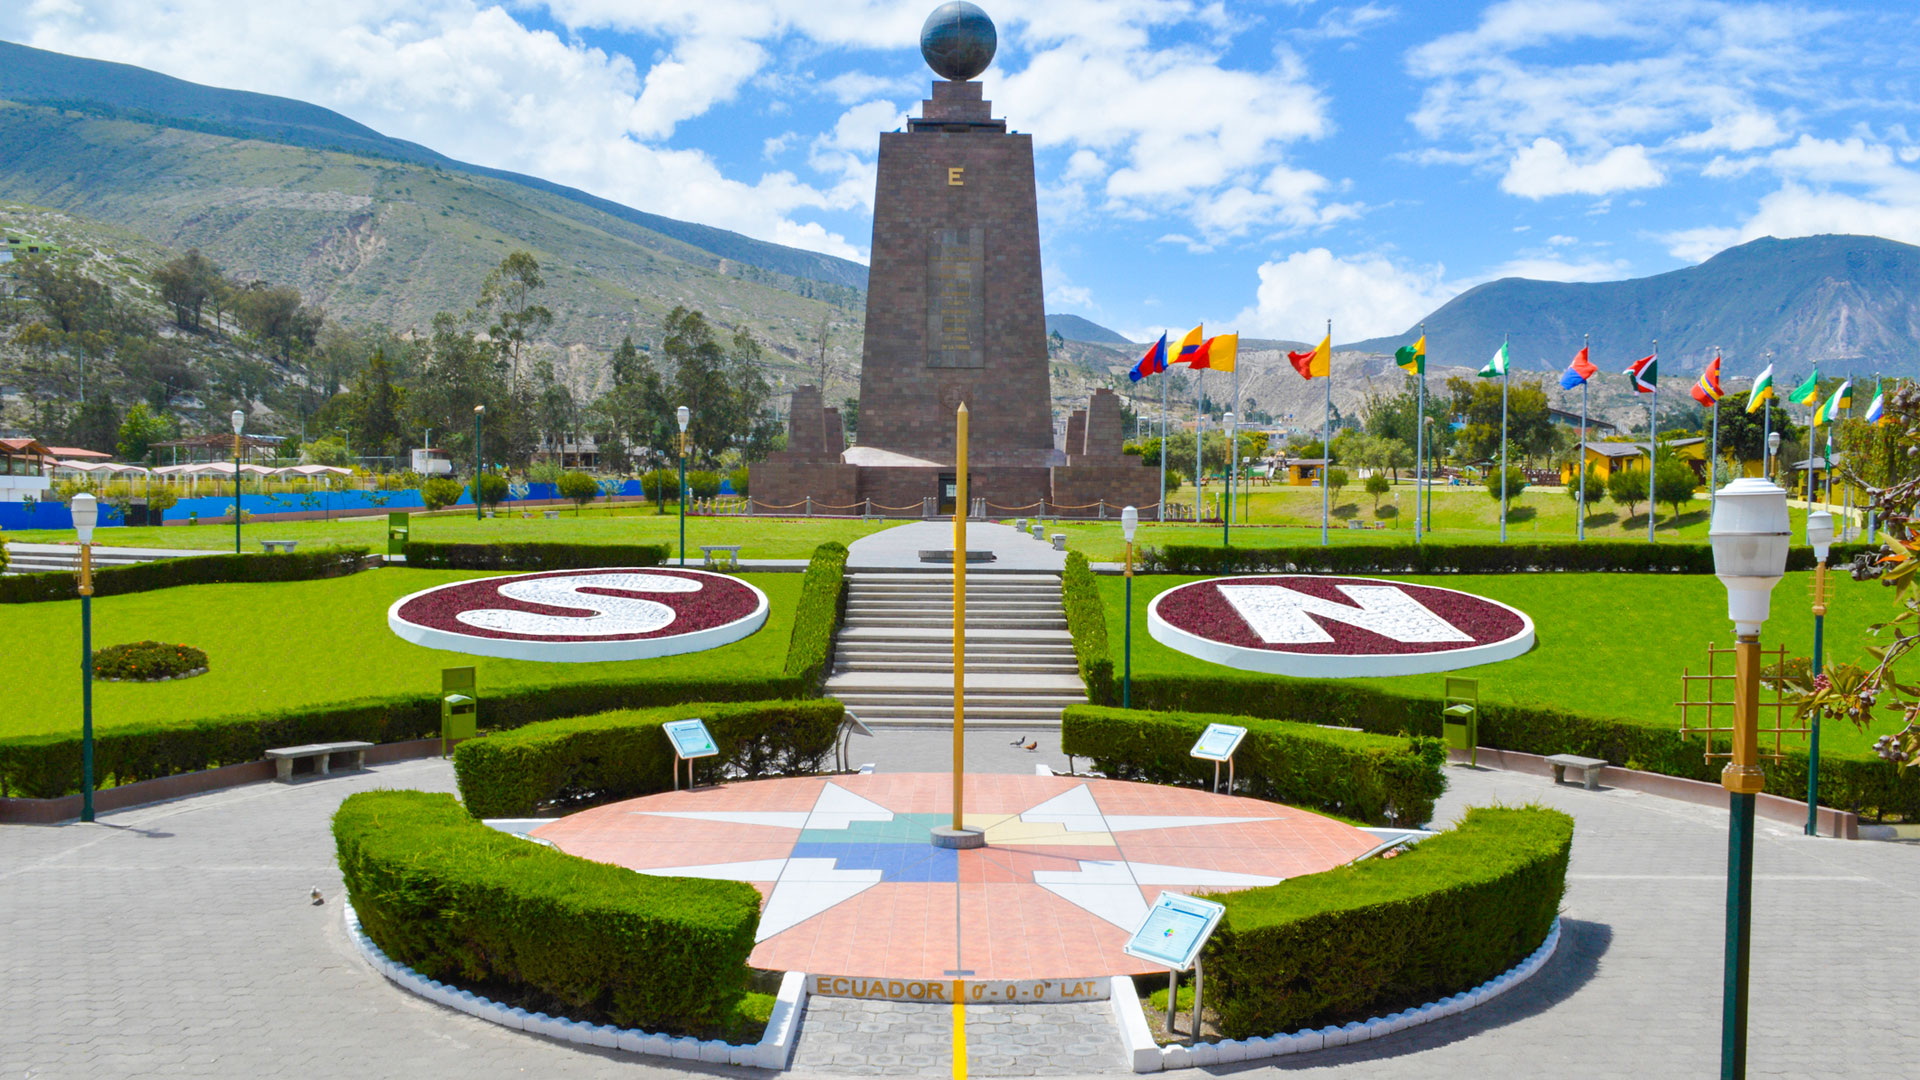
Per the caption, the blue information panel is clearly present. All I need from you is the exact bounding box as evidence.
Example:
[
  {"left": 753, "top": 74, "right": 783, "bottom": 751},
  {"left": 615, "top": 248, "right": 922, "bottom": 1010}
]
[
  {"left": 1121, "top": 891, "right": 1226, "bottom": 972},
  {"left": 1189, "top": 723, "right": 1246, "bottom": 763},
  {"left": 663, "top": 718, "right": 718, "bottom": 760}
]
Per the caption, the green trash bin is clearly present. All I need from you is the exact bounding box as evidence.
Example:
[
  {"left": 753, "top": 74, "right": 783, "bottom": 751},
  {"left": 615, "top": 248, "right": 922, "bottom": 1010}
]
[
  {"left": 1443, "top": 677, "right": 1479, "bottom": 766},
  {"left": 388, "top": 511, "right": 411, "bottom": 560},
  {"left": 441, "top": 694, "right": 476, "bottom": 756}
]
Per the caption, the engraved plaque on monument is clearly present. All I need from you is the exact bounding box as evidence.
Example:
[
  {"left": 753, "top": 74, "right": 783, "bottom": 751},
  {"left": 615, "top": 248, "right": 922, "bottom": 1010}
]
[{"left": 926, "top": 227, "right": 985, "bottom": 368}]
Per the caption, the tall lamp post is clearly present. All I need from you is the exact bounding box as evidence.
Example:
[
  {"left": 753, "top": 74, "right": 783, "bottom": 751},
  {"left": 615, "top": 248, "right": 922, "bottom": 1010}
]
[
  {"left": 1222, "top": 413, "right": 1235, "bottom": 548},
  {"left": 73, "top": 492, "right": 99, "bottom": 823},
  {"left": 230, "top": 409, "right": 245, "bottom": 554},
  {"left": 1766, "top": 431, "right": 1781, "bottom": 486},
  {"left": 1708, "top": 477, "right": 1791, "bottom": 1080},
  {"left": 1804, "top": 509, "right": 1835, "bottom": 836},
  {"left": 473, "top": 404, "right": 486, "bottom": 521},
  {"left": 676, "top": 406, "right": 691, "bottom": 567},
  {"left": 1121, "top": 505, "right": 1138, "bottom": 709}
]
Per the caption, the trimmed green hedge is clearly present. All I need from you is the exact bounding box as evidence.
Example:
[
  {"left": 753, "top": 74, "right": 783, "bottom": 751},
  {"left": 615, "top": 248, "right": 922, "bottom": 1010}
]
[
  {"left": 1146, "top": 541, "right": 1875, "bottom": 576},
  {"left": 335, "top": 790, "right": 760, "bottom": 1034},
  {"left": 0, "top": 546, "right": 372, "bottom": 603},
  {"left": 784, "top": 542, "right": 848, "bottom": 686},
  {"left": 0, "top": 673, "right": 805, "bottom": 799},
  {"left": 1207, "top": 805, "right": 1572, "bottom": 1038},
  {"left": 454, "top": 699, "right": 842, "bottom": 818},
  {"left": 1060, "top": 705, "right": 1446, "bottom": 827},
  {"left": 404, "top": 540, "right": 669, "bottom": 570},
  {"left": 1117, "top": 672, "right": 1919, "bottom": 822},
  {"left": 1062, "top": 552, "right": 1115, "bottom": 696}
]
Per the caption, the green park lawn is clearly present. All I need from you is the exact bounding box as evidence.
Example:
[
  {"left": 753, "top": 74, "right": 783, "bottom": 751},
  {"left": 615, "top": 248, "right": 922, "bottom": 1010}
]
[
  {"left": 1, "top": 568, "right": 800, "bottom": 740},
  {"left": 1098, "top": 570, "right": 1907, "bottom": 762},
  {"left": 2, "top": 503, "right": 891, "bottom": 558}
]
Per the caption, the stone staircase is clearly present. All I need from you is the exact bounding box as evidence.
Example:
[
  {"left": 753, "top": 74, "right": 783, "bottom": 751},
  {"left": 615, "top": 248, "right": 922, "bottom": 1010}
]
[
  {"left": 1, "top": 543, "right": 205, "bottom": 576},
  {"left": 824, "top": 570, "right": 1087, "bottom": 727}
]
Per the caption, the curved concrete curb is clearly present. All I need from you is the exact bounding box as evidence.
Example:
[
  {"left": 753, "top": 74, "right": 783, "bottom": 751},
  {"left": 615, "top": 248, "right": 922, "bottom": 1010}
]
[
  {"left": 1113, "top": 917, "right": 1562, "bottom": 1072},
  {"left": 344, "top": 902, "right": 805, "bottom": 1070}
]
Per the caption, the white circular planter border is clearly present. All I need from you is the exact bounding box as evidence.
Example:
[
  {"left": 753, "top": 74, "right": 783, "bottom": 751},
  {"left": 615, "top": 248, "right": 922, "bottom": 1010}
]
[
  {"left": 386, "top": 567, "right": 768, "bottom": 663},
  {"left": 1147, "top": 575, "right": 1535, "bottom": 678}
]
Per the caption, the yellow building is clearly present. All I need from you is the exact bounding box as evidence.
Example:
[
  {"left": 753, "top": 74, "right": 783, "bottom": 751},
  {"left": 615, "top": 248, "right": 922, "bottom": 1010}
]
[
  {"left": 1561, "top": 442, "right": 1646, "bottom": 484},
  {"left": 1285, "top": 458, "right": 1327, "bottom": 486}
]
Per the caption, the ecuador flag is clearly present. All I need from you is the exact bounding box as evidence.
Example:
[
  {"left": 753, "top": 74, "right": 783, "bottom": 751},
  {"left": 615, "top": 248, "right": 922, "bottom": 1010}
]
[
  {"left": 1288, "top": 335, "right": 1330, "bottom": 379},
  {"left": 1173, "top": 325, "right": 1204, "bottom": 366}
]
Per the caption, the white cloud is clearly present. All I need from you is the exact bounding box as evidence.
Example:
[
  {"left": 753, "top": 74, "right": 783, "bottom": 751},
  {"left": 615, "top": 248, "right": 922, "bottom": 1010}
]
[
  {"left": 1234, "top": 249, "right": 1454, "bottom": 341},
  {"left": 1479, "top": 255, "right": 1628, "bottom": 283},
  {"left": 1661, "top": 134, "right": 1920, "bottom": 261},
  {"left": 1501, "top": 138, "right": 1663, "bottom": 199},
  {"left": 1547, "top": 234, "right": 1577, "bottom": 246}
]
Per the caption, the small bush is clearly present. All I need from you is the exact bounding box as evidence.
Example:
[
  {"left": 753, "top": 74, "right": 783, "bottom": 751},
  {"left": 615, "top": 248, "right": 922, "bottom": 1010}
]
[
  {"left": 404, "top": 540, "right": 669, "bottom": 571},
  {"left": 474, "top": 472, "right": 509, "bottom": 508},
  {"left": 1207, "top": 806, "right": 1572, "bottom": 1038},
  {"left": 1060, "top": 705, "right": 1446, "bottom": 827},
  {"left": 420, "top": 475, "right": 464, "bottom": 510},
  {"left": 93, "top": 641, "right": 207, "bottom": 681},
  {"left": 557, "top": 471, "right": 599, "bottom": 513},
  {"left": 335, "top": 790, "right": 760, "bottom": 1034},
  {"left": 1061, "top": 552, "right": 1115, "bottom": 701},
  {"left": 0, "top": 546, "right": 372, "bottom": 604},
  {"left": 784, "top": 543, "right": 848, "bottom": 687},
  {"left": 454, "top": 699, "right": 842, "bottom": 818}
]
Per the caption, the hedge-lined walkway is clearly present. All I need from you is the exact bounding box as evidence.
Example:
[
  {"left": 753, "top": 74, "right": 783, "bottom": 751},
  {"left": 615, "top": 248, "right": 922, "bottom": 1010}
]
[{"left": 1, "top": 743, "right": 1914, "bottom": 1078}]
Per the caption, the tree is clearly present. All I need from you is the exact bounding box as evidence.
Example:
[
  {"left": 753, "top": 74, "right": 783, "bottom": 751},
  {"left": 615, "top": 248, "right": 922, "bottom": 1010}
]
[
  {"left": 1365, "top": 473, "right": 1390, "bottom": 512},
  {"left": 1566, "top": 462, "right": 1604, "bottom": 520},
  {"left": 1484, "top": 465, "right": 1528, "bottom": 511},
  {"left": 303, "top": 435, "right": 353, "bottom": 467},
  {"left": 474, "top": 472, "right": 510, "bottom": 509},
  {"left": 231, "top": 282, "right": 322, "bottom": 359},
  {"left": 420, "top": 475, "right": 464, "bottom": 511},
  {"left": 1653, "top": 457, "right": 1699, "bottom": 522},
  {"left": 1607, "top": 466, "right": 1648, "bottom": 521},
  {"left": 1325, "top": 467, "right": 1349, "bottom": 500},
  {"left": 152, "top": 249, "right": 224, "bottom": 331},
  {"left": 116, "top": 402, "right": 173, "bottom": 463},
  {"left": 557, "top": 470, "right": 599, "bottom": 514},
  {"left": 479, "top": 251, "right": 553, "bottom": 379},
  {"left": 346, "top": 348, "right": 407, "bottom": 462},
  {"left": 67, "top": 398, "right": 119, "bottom": 455},
  {"left": 1445, "top": 376, "right": 1553, "bottom": 463}
]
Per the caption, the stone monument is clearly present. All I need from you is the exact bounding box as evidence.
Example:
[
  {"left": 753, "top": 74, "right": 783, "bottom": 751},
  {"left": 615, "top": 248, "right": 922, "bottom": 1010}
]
[{"left": 752, "top": 2, "right": 1159, "bottom": 517}]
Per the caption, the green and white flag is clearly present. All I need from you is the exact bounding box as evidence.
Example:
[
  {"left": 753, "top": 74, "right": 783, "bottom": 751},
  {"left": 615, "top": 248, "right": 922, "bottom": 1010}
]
[
  {"left": 1478, "top": 341, "right": 1509, "bottom": 379},
  {"left": 1745, "top": 364, "right": 1774, "bottom": 413}
]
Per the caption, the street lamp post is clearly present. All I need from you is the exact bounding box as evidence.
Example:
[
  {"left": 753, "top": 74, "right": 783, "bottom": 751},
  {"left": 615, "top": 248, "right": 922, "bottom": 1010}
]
[
  {"left": 1804, "top": 509, "right": 1835, "bottom": 836},
  {"left": 1222, "top": 413, "right": 1235, "bottom": 548},
  {"left": 473, "top": 405, "right": 487, "bottom": 521},
  {"left": 1708, "top": 477, "right": 1791, "bottom": 1080},
  {"left": 1766, "top": 431, "right": 1781, "bottom": 486},
  {"left": 676, "top": 406, "right": 691, "bottom": 567},
  {"left": 230, "top": 409, "right": 245, "bottom": 554},
  {"left": 1122, "top": 505, "right": 1138, "bottom": 709},
  {"left": 73, "top": 492, "right": 99, "bottom": 823}
]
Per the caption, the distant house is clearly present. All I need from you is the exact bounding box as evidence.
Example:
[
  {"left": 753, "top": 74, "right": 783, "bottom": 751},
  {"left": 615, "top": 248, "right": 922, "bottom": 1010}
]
[
  {"left": 1562, "top": 442, "right": 1646, "bottom": 484},
  {"left": 1284, "top": 458, "right": 1328, "bottom": 485},
  {"left": 0, "top": 438, "right": 54, "bottom": 503}
]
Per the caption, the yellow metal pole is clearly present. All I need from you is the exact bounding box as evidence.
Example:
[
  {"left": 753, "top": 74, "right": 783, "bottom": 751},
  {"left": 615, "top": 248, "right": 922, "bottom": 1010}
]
[{"left": 953, "top": 403, "right": 968, "bottom": 831}]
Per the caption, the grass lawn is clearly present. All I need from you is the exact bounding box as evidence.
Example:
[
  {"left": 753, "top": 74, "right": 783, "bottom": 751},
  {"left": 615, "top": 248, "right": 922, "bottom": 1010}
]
[
  {"left": 1042, "top": 487, "right": 1846, "bottom": 563},
  {"left": 2, "top": 568, "right": 800, "bottom": 740},
  {"left": 2, "top": 503, "right": 891, "bottom": 558},
  {"left": 1098, "top": 570, "right": 1907, "bottom": 761}
]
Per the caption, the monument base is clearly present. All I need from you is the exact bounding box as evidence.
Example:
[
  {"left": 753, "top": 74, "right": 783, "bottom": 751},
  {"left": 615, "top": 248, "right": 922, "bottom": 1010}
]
[{"left": 929, "top": 826, "right": 987, "bottom": 849}]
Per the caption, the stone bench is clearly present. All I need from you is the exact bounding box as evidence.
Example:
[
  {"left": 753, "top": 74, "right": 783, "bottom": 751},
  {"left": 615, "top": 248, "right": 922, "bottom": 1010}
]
[
  {"left": 1546, "top": 753, "right": 1609, "bottom": 790},
  {"left": 701, "top": 544, "right": 743, "bottom": 570},
  {"left": 544, "top": 509, "right": 560, "bottom": 519},
  {"left": 259, "top": 540, "right": 298, "bottom": 553},
  {"left": 265, "top": 741, "right": 373, "bottom": 782}
]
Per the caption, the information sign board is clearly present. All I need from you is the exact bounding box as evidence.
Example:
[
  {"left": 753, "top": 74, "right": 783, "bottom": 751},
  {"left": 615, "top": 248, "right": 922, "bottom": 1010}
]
[
  {"left": 1188, "top": 723, "right": 1246, "bottom": 763},
  {"left": 663, "top": 718, "right": 718, "bottom": 760},
  {"left": 1122, "top": 891, "right": 1225, "bottom": 972}
]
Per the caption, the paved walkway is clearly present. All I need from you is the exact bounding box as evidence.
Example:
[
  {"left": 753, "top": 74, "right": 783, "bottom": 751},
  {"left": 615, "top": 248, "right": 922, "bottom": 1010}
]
[
  {"left": 791, "top": 997, "right": 1125, "bottom": 1076},
  {"left": 846, "top": 521, "right": 1065, "bottom": 571},
  {"left": 3, "top": 736, "right": 1917, "bottom": 1078}
]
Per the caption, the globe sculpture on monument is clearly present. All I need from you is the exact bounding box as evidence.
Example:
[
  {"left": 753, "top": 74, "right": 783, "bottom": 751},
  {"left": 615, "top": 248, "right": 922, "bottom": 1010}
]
[{"left": 753, "top": 3, "right": 1160, "bottom": 518}]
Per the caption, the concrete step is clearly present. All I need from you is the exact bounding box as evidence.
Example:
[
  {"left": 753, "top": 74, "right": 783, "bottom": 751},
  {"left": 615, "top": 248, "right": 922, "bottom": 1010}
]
[
  {"left": 824, "top": 672, "right": 1087, "bottom": 693},
  {"left": 846, "top": 603, "right": 1064, "bottom": 616},
  {"left": 837, "top": 626, "right": 1073, "bottom": 644},
  {"left": 850, "top": 715, "right": 1061, "bottom": 729},
  {"left": 840, "top": 617, "right": 1068, "bottom": 630},
  {"left": 849, "top": 572, "right": 1061, "bottom": 584},
  {"left": 835, "top": 646, "right": 1076, "bottom": 661},
  {"left": 832, "top": 702, "right": 1077, "bottom": 722},
  {"left": 832, "top": 661, "right": 1077, "bottom": 675},
  {"left": 847, "top": 584, "right": 1059, "bottom": 595}
]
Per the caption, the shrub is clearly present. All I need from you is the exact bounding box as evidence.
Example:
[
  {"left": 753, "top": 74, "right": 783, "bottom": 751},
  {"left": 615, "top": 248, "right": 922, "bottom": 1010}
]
[
  {"left": 727, "top": 467, "right": 750, "bottom": 496},
  {"left": 1060, "top": 706, "right": 1446, "bottom": 827},
  {"left": 403, "top": 540, "right": 668, "bottom": 570},
  {"left": 0, "top": 670, "right": 805, "bottom": 799},
  {"left": 335, "top": 790, "right": 760, "bottom": 1034},
  {"left": 1484, "top": 465, "right": 1528, "bottom": 509},
  {"left": 1364, "top": 474, "right": 1390, "bottom": 511},
  {"left": 93, "top": 641, "right": 207, "bottom": 681},
  {"left": 474, "top": 472, "right": 510, "bottom": 508},
  {"left": 784, "top": 543, "right": 848, "bottom": 687},
  {"left": 453, "top": 699, "right": 842, "bottom": 818},
  {"left": 557, "top": 471, "right": 599, "bottom": 513},
  {"left": 1654, "top": 457, "right": 1699, "bottom": 519},
  {"left": 686, "top": 469, "right": 721, "bottom": 499},
  {"left": 0, "top": 542, "right": 8, "bottom": 573},
  {"left": 1207, "top": 806, "right": 1571, "bottom": 1038},
  {"left": 1142, "top": 541, "right": 1873, "bottom": 576},
  {"left": 1607, "top": 466, "right": 1648, "bottom": 520},
  {"left": 420, "top": 475, "right": 464, "bottom": 510},
  {"left": 1061, "top": 552, "right": 1114, "bottom": 701},
  {"left": 640, "top": 468, "right": 677, "bottom": 507},
  {"left": 0, "top": 546, "right": 372, "bottom": 604},
  {"left": 526, "top": 460, "right": 565, "bottom": 485}
]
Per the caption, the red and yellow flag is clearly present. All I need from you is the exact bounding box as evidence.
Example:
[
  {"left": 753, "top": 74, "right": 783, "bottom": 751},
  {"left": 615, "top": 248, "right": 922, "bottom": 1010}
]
[
  {"left": 1288, "top": 335, "right": 1330, "bottom": 379},
  {"left": 1187, "top": 333, "right": 1237, "bottom": 372}
]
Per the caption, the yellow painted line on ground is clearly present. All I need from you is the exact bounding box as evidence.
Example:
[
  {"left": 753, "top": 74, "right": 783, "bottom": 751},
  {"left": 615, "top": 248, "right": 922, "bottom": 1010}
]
[{"left": 952, "top": 978, "right": 967, "bottom": 1080}]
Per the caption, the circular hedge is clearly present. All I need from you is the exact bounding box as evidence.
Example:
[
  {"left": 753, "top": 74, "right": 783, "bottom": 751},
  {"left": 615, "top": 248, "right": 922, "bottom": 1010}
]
[{"left": 93, "top": 641, "right": 209, "bottom": 682}]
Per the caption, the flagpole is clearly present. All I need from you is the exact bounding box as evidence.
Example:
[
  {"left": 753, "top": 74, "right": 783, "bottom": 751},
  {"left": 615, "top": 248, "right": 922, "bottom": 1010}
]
[
  {"left": 1322, "top": 318, "right": 1331, "bottom": 547},
  {"left": 1578, "top": 333, "right": 1588, "bottom": 542},
  {"left": 1414, "top": 323, "right": 1426, "bottom": 543},
  {"left": 1499, "top": 336, "right": 1509, "bottom": 544},
  {"left": 1195, "top": 369, "right": 1204, "bottom": 524},
  {"left": 1232, "top": 365, "right": 1241, "bottom": 525},
  {"left": 1159, "top": 350, "right": 1168, "bottom": 523},
  {"left": 1709, "top": 349, "right": 1721, "bottom": 517},
  {"left": 1805, "top": 375, "right": 1817, "bottom": 514},
  {"left": 1648, "top": 340, "right": 1658, "bottom": 543},
  {"left": 1762, "top": 397, "right": 1771, "bottom": 481}
]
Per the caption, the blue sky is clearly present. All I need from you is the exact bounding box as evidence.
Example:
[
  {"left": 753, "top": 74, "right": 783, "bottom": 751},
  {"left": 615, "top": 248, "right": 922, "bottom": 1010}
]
[{"left": 8, "top": 0, "right": 1920, "bottom": 343}]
